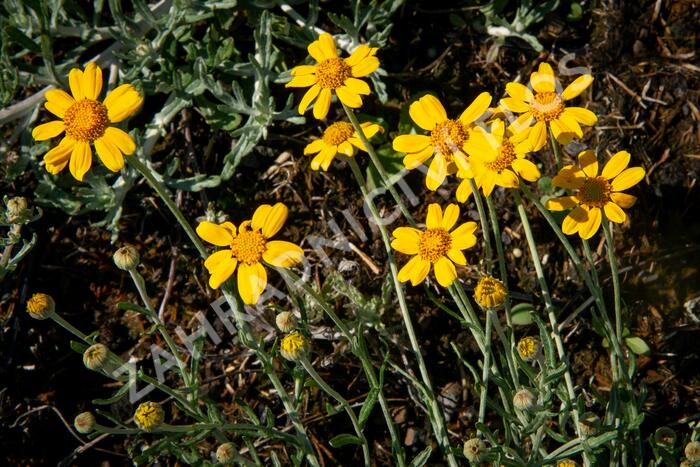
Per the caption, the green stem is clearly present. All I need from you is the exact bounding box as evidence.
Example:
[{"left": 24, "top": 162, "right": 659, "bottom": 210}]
[
  {"left": 341, "top": 103, "right": 415, "bottom": 226},
  {"left": 50, "top": 313, "right": 92, "bottom": 344},
  {"left": 300, "top": 357, "right": 371, "bottom": 467},
  {"left": 470, "top": 179, "right": 493, "bottom": 274},
  {"left": 280, "top": 270, "right": 406, "bottom": 467},
  {"left": 548, "top": 128, "right": 564, "bottom": 169},
  {"left": 128, "top": 156, "right": 207, "bottom": 259},
  {"left": 477, "top": 309, "right": 494, "bottom": 432},
  {"left": 602, "top": 220, "right": 623, "bottom": 356},
  {"left": 345, "top": 155, "right": 458, "bottom": 467}
]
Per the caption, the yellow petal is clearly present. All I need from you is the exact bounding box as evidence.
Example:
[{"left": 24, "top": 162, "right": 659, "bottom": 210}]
[
  {"left": 345, "top": 77, "right": 371, "bottom": 95},
  {"left": 550, "top": 118, "right": 575, "bottom": 144},
  {"left": 426, "top": 154, "right": 447, "bottom": 191},
  {"left": 557, "top": 113, "right": 583, "bottom": 138},
  {"left": 356, "top": 122, "right": 382, "bottom": 139},
  {"left": 579, "top": 207, "right": 602, "bottom": 239},
  {"left": 80, "top": 62, "right": 103, "bottom": 100},
  {"left": 290, "top": 65, "right": 317, "bottom": 76},
  {"left": 546, "top": 196, "right": 578, "bottom": 211},
  {"left": 601, "top": 151, "right": 630, "bottom": 179},
  {"left": 496, "top": 169, "right": 519, "bottom": 189},
  {"left": 337, "top": 141, "right": 354, "bottom": 157},
  {"left": 506, "top": 82, "right": 534, "bottom": 102},
  {"left": 260, "top": 203, "right": 288, "bottom": 238},
  {"left": 204, "top": 249, "right": 234, "bottom": 271},
  {"left": 311, "top": 146, "right": 336, "bottom": 171},
  {"left": 604, "top": 202, "right": 626, "bottom": 223},
  {"left": 552, "top": 165, "right": 585, "bottom": 189},
  {"left": 308, "top": 33, "right": 337, "bottom": 61},
  {"left": 610, "top": 192, "right": 636, "bottom": 209},
  {"left": 564, "top": 107, "right": 597, "bottom": 126},
  {"left": 263, "top": 240, "right": 303, "bottom": 267},
  {"left": 44, "top": 89, "right": 75, "bottom": 118},
  {"left": 299, "top": 84, "right": 321, "bottom": 114},
  {"left": 611, "top": 167, "right": 645, "bottom": 192},
  {"left": 237, "top": 262, "right": 267, "bottom": 304},
  {"left": 103, "top": 127, "right": 136, "bottom": 155},
  {"left": 43, "top": 137, "right": 76, "bottom": 174},
  {"left": 104, "top": 84, "right": 143, "bottom": 123},
  {"left": 397, "top": 256, "right": 430, "bottom": 286},
  {"left": 441, "top": 204, "right": 460, "bottom": 230},
  {"left": 531, "top": 63, "right": 556, "bottom": 93},
  {"left": 304, "top": 139, "right": 325, "bottom": 155},
  {"left": 351, "top": 56, "right": 379, "bottom": 77},
  {"left": 392, "top": 134, "right": 431, "bottom": 153},
  {"left": 313, "top": 88, "right": 332, "bottom": 120},
  {"left": 500, "top": 97, "right": 530, "bottom": 113},
  {"left": 433, "top": 257, "right": 457, "bottom": 287},
  {"left": 68, "top": 67, "right": 84, "bottom": 100},
  {"left": 94, "top": 136, "right": 125, "bottom": 172},
  {"left": 459, "top": 92, "right": 491, "bottom": 124},
  {"left": 345, "top": 45, "right": 373, "bottom": 67},
  {"left": 578, "top": 150, "right": 599, "bottom": 177},
  {"left": 391, "top": 236, "right": 420, "bottom": 255},
  {"left": 403, "top": 145, "right": 434, "bottom": 170},
  {"left": 447, "top": 247, "right": 466, "bottom": 266},
  {"left": 425, "top": 203, "right": 443, "bottom": 229},
  {"left": 450, "top": 221, "right": 478, "bottom": 246},
  {"left": 480, "top": 170, "right": 496, "bottom": 196},
  {"left": 69, "top": 141, "right": 92, "bottom": 181},
  {"left": 208, "top": 257, "right": 237, "bottom": 289},
  {"left": 286, "top": 74, "right": 318, "bottom": 88},
  {"left": 336, "top": 86, "right": 362, "bottom": 108},
  {"left": 196, "top": 221, "right": 236, "bottom": 246},
  {"left": 528, "top": 121, "right": 547, "bottom": 152},
  {"left": 455, "top": 179, "right": 473, "bottom": 203},
  {"left": 512, "top": 158, "right": 540, "bottom": 182},
  {"left": 562, "top": 74, "right": 594, "bottom": 100},
  {"left": 562, "top": 206, "right": 587, "bottom": 235},
  {"left": 409, "top": 95, "right": 446, "bottom": 131},
  {"left": 510, "top": 112, "right": 535, "bottom": 135},
  {"left": 32, "top": 121, "right": 65, "bottom": 141}
]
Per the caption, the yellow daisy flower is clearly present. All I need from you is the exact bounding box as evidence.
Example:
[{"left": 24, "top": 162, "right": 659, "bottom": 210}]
[
  {"left": 196, "top": 203, "right": 304, "bottom": 304},
  {"left": 500, "top": 62, "right": 596, "bottom": 151},
  {"left": 32, "top": 62, "right": 143, "bottom": 181},
  {"left": 546, "top": 150, "right": 645, "bottom": 239},
  {"left": 286, "top": 33, "right": 379, "bottom": 120},
  {"left": 391, "top": 203, "right": 477, "bottom": 287},
  {"left": 456, "top": 119, "right": 540, "bottom": 201},
  {"left": 304, "top": 121, "right": 383, "bottom": 171},
  {"left": 392, "top": 93, "right": 491, "bottom": 190}
]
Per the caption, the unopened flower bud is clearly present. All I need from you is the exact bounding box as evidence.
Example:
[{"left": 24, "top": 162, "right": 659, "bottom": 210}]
[
  {"left": 517, "top": 336, "right": 541, "bottom": 361},
  {"left": 578, "top": 412, "right": 600, "bottom": 436},
  {"left": 474, "top": 276, "right": 507, "bottom": 309},
  {"left": 83, "top": 343, "right": 109, "bottom": 370},
  {"left": 113, "top": 245, "right": 140, "bottom": 271},
  {"left": 513, "top": 388, "right": 537, "bottom": 411},
  {"left": 686, "top": 441, "right": 700, "bottom": 461},
  {"left": 74, "top": 411, "right": 96, "bottom": 433},
  {"left": 26, "top": 293, "right": 55, "bottom": 320},
  {"left": 280, "top": 331, "right": 309, "bottom": 361},
  {"left": 275, "top": 311, "right": 297, "bottom": 333},
  {"left": 216, "top": 442, "right": 237, "bottom": 463},
  {"left": 6, "top": 196, "right": 29, "bottom": 222},
  {"left": 134, "top": 401, "right": 164, "bottom": 431},
  {"left": 463, "top": 438, "right": 487, "bottom": 462}
]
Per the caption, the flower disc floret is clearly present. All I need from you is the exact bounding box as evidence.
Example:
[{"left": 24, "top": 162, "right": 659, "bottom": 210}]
[
  {"left": 430, "top": 119, "right": 468, "bottom": 160},
  {"left": 280, "top": 331, "right": 310, "bottom": 361},
  {"left": 530, "top": 92, "right": 565, "bottom": 122},
  {"left": 577, "top": 176, "right": 612, "bottom": 208},
  {"left": 322, "top": 122, "right": 354, "bottom": 145},
  {"left": 134, "top": 401, "right": 164, "bottom": 431},
  {"left": 63, "top": 100, "right": 109, "bottom": 141},
  {"left": 231, "top": 228, "right": 267, "bottom": 265},
  {"left": 484, "top": 141, "right": 517, "bottom": 173},
  {"left": 474, "top": 276, "right": 507, "bottom": 309},
  {"left": 517, "top": 336, "right": 541, "bottom": 361},
  {"left": 316, "top": 58, "right": 352, "bottom": 89},
  {"left": 26, "top": 293, "right": 55, "bottom": 320},
  {"left": 418, "top": 228, "right": 452, "bottom": 263}
]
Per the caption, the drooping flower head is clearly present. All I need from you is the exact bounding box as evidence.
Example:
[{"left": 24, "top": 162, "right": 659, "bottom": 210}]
[
  {"left": 473, "top": 275, "right": 507, "bottom": 309},
  {"left": 500, "top": 63, "right": 596, "bottom": 151},
  {"left": 280, "top": 331, "right": 310, "bottom": 361},
  {"left": 32, "top": 63, "right": 143, "bottom": 181},
  {"left": 26, "top": 293, "right": 55, "bottom": 320},
  {"left": 456, "top": 119, "right": 541, "bottom": 201},
  {"left": 546, "top": 150, "right": 645, "bottom": 239},
  {"left": 517, "top": 336, "right": 541, "bottom": 361},
  {"left": 392, "top": 93, "right": 491, "bottom": 190},
  {"left": 196, "top": 203, "right": 304, "bottom": 304},
  {"left": 134, "top": 401, "right": 164, "bottom": 431},
  {"left": 286, "top": 33, "right": 379, "bottom": 120},
  {"left": 304, "top": 121, "right": 382, "bottom": 171},
  {"left": 391, "top": 204, "right": 478, "bottom": 288}
]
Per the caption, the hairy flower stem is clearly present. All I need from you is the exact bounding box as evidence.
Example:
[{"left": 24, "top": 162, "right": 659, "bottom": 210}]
[
  {"left": 342, "top": 103, "right": 415, "bottom": 226},
  {"left": 131, "top": 157, "right": 319, "bottom": 466},
  {"left": 470, "top": 179, "right": 493, "bottom": 274},
  {"left": 477, "top": 309, "right": 494, "bottom": 432},
  {"left": 300, "top": 357, "right": 371, "bottom": 467},
  {"left": 513, "top": 191, "right": 586, "bottom": 447},
  {"left": 346, "top": 156, "right": 458, "bottom": 467},
  {"left": 280, "top": 269, "right": 406, "bottom": 467}
]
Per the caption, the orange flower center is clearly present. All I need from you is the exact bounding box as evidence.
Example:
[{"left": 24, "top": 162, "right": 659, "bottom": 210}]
[
  {"left": 430, "top": 119, "right": 468, "bottom": 161},
  {"left": 577, "top": 176, "right": 611, "bottom": 208},
  {"left": 64, "top": 99, "right": 109, "bottom": 142},
  {"left": 322, "top": 122, "right": 354, "bottom": 145},
  {"left": 418, "top": 228, "right": 452, "bottom": 263},
  {"left": 231, "top": 229, "right": 267, "bottom": 265},
  {"left": 530, "top": 92, "right": 564, "bottom": 122},
  {"left": 316, "top": 58, "right": 352, "bottom": 89},
  {"left": 485, "top": 141, "right": 516, "bottom": 173}
]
